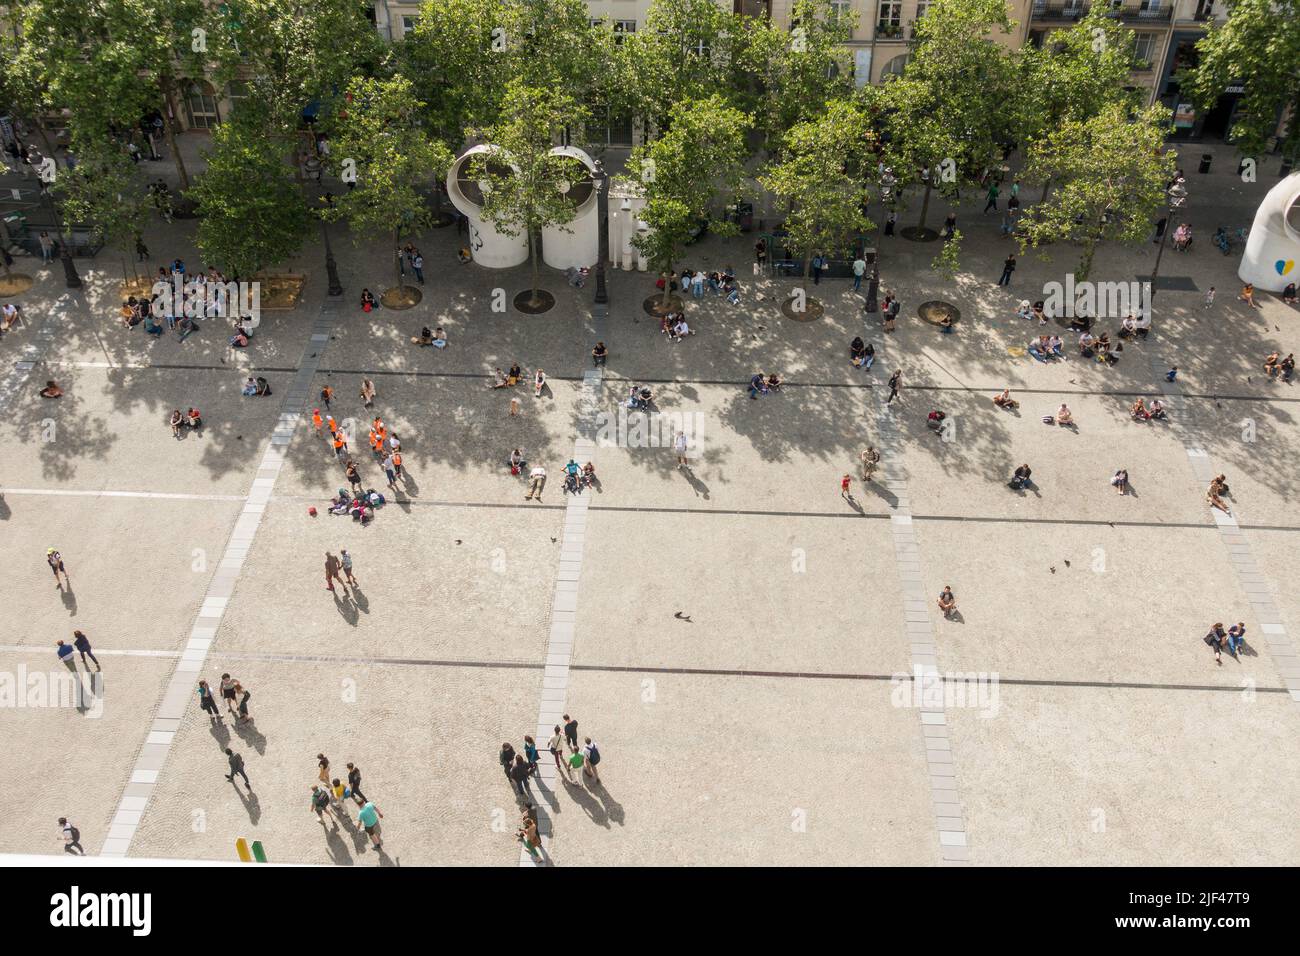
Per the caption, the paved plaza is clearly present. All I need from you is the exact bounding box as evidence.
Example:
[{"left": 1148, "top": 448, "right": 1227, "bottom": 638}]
[{"left": 2, "top": 146, "right": 1298, "bottom": 866}]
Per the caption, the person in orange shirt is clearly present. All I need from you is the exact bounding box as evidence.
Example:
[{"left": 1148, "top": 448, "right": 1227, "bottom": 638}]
[
  {"left": 326, "top": 414, "right": 337, "bottom": 435},
  {"left": 368, "top": 428, "right": 379, "bottom": 454},
  {"left": 392, "top": 451, "right": 403, "bottom": 479},
  {"left": 312, "top": 408, "right": 324, "bottom": 436},
  {"left": 372, "top": 416, "right": 383, "bottom": 432},
  {"left": 332, "top": 430, "right": 347, "bottom": 459}
]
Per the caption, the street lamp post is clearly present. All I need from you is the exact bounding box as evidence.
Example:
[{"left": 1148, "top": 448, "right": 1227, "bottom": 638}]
[
  {"left": 592, "top": 159, "right": 609, "bottom": 310},
  {"left": 1149, "top": 178, "right": 1187, "bottom": 300},
  {"left": 40, "top": 182, "right": 81, "bottom": 289},
  {"left": 321, "top": 217, "right": 343, "bottom": 297},
  {"left": 865, "top": 167, "right": 895, "bottom": 314}
]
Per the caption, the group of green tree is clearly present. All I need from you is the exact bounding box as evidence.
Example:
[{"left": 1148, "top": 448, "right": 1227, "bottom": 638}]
[{"left": 0, "top": 0, "right": 1293, "bottom": 292}]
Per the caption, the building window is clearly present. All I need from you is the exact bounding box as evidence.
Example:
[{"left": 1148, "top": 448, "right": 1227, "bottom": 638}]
[
  {"left": 916, "top": 1, "right": 930, "bottom": 18},
  {"left": 226, "top": 80, "right": 250, "bottom": 114},
  {"left": 877, "top": 1, "right": 902, "bottom": 37},
  {"left": 613, "top": 19, "right": 636, "bottom": 42},
  {"left": 882, "top": 53, "right": 910, "bottom": 79},
  {"left": 401, "top": 16, "right": 415, "bottom": 37},
  {"left": 830, "top": 0, "right": 853, "bottom": 18},
  {"left": 1132, "top": 33, "right": 1157, "bottom": 68},
  {"left": 184, "top": 80, "right": 220, "bottom": 129}
]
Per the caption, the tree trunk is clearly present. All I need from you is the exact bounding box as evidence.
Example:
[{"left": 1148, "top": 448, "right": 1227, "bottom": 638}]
[
  {"left": 1041, "top": 175, "right": 1052, "bottom": 204},
  {"left": 529, "top": 229, "right": 540, "bottom": 306},
  {"left": 803, "top": 250, "right": 812, "bottom": 280},
  {"left": 394, "top": 229, "right": 404, "bottom": 290},
  {"left": 917, "top": 179, "right": 933, "bottom": 231},
  {"left": 161, "top": 75, "right": 191, "bottom": 190}
]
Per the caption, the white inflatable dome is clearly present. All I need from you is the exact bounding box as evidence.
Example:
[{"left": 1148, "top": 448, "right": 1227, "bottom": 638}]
[{"left": 1239, "top": 171, "right": 1300, "bottom": 293}]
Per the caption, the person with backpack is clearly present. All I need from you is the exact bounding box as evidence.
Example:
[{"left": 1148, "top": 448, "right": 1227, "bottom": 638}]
[
  {"left": 59, "top": 817, "right": 84, "bottom": 855},
  {"left": 582, "top": 737, "right": 602, "bottom": 784},
  {"left": 310, "top": 785, "right": 334, "bottom": 826},
  {"left": 235, "top": 683, "right": 251, "bottom": 723},
  {"left": 197, "top": 679, "right": 222, "bottom": 722}
]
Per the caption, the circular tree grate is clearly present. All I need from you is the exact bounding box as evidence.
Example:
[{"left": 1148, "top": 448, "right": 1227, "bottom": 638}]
[
  {"left": 917, "top": 300, "right": 961, "bottom": 326},
  {"left": 514, "top": 289, "right": 556, "bottom": 314}
]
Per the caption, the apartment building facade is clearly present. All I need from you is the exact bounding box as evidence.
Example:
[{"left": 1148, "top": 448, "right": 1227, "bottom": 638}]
[{"left": 168, "top": 0, "right": 1247, "bottom": 146}]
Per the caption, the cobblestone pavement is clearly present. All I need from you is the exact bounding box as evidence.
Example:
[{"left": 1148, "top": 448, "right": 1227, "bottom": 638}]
[{"left": 1, "top": 138, "right": 1297, "bottom": 865}]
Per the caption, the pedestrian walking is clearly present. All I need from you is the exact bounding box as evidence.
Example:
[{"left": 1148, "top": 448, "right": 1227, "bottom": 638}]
[
  {"left": 330, "top": 777, "right": 349, "bottom": 811},
  {"left": 311, "top": 785, "right": 332, "bottom": 824},
  {"left": 548, "top": 726, "right": 569, "bottom": 778},
  {"left": 47, "top": 548, "right": 70, "bottom": 588},
  {"left": 219, "top": 672, "right": 238, "bottom": 714},
  {"left": 56, "top": 640, "right": 75, "bottom": 669},
  {"left": 347, "top": 762, "right": 367, "bottom": 805},
  {"left": 345, "top": 460, "right": 362, "bottom": 494},
  {"left": 197, "top": 679, "right": 222, "bottom": 721},
  {"left": 357, "top": 801, "right": 384, "bottom": 849},
  {"left": 340, "top": 549, "right": 357, "bottom": 586},
  {"left": 1204, "top": 286, "right": 1215, "bottom": 308},
  {"left": 360, "top": 379, "right": 376, "bottom": 407},
  {"left": 382, "top": 454, "right": 397, "bottom": 488},
  {"left": 392, "top": 451, "right": 403, "bottom": 481},
  {"left": 320, "top": 385, "right": 334, "bottom": 411},
  {"left": 39, "top": 231, "right": 54, "bottom": 263},
  {"left": 983, "top": 182, "right": 999, "bottom": 213},
  {"left": 1204, "top": 623, "right": 1227, "bottom": 666},
  {"left": 59, "top": 818, "right": 84, "bottom": 855},
  {"left": 582, "top": 737, "right": 602, "bottom": 784},
  {"left": 998, "top": 255, "right": 1016, "bottom": 286},
  {"left": 317, "top": 753, "right": 331, "bottom": 785},
  {"left": 412, "top": 250, "right": 425, "bottom": 284},
  {"left": 841, "top": 474, "right": 853, "bottom": 500},
  {"left": 563, "top": 714, "right": 579, "bottom": 751},
  {"left": 884, "top": 210, "right": 896, "bottom": 237},
  {"left": 1227, "top": 622, "right": 1247, "bottom": 658},
  {"left": 225, "top": 748, "right": 250, "bottom": 788},
  {"left": 519, "top": 815, "right": 542, "bottom": 863},
  {"left": 235, "top": 683, "right": 251, "bottom": 722},
  {"left": 887, "top": 370, "right": 902, "bottom": 405},
  {"left": 509, "top": 755, "right": 532, "bottom": 797},
  {"left": 312, "top": 408, "right": 324, "bottom": 437},
  {"left": 523, "top": 735, "right": 540, "bottom": 777},
  {"left": 72, "top": 630, "right": 100, "bottom": 670},
  {"left": 325, "top": 552, "right": 344, "bottom": 592},
  {"left": 135, "top": 235, "right": 150, "bottom": 261},
  {"left": 852, "top": 255, "right": 866, "bottom": 291},
  {"left": 811, "top": 253, "right": 823, "bottom": 285},
  {"left": 331, "top": 430, "right": 347, "bottom": 460},
  {"left": 674, "top": 430, "right": 689, "bottom": 467},
  {"left": 499, "top": 742, "right": 517, "bottom": 781}
]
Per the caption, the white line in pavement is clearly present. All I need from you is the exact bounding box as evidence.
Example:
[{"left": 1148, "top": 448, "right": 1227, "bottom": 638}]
[
  {"left": 2, "top": 488, "right": 245, "bottom": 502},
  {"left": 97, "top": 305, "right": 340, "bottom": 858},
  {"left": 519, "top": 368, "right": 602, "bottom": 867},
  {"left": 1152, "top": 356, "right": 1300, "bottom": 703}
]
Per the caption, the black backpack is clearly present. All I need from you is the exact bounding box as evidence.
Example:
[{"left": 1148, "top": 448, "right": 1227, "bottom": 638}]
[{"left": 588, "top": 744, "right": 601, "bottom": 766}]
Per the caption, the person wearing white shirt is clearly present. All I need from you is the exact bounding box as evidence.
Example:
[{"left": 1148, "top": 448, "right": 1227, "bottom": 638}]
[
  {"left": 525, "top": 466, "right": 546, "bottom": 501},
  {"left": 674, "top": 431, "right": 688, "bottom": 467}
]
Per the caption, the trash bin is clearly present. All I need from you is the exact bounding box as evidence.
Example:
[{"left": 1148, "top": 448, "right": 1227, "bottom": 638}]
[{"left": 1198, "top": 153, "right": 1212, "bottom": 174}]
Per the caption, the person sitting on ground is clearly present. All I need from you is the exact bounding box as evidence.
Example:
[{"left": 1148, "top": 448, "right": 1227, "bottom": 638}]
[
  {"left": 329, "top": 493, "right": 351, "bottom": 515},
  {"left": 993, "top": 388, "right": 1019, "bottom": 409},
  {"left": 563, "top": 458, "right": 581, "bottom": 494},
  {"left": 1010, "top": 463, "right": 1032, "bottom": 489},
  {"left": 1, "top": 302, "right": 20, "bottom": 331},
  {"left": 488, "top": 367, "right": 508, "bottom": 389},
  {"left": 725, "top": 280, "right": 740, "bottom": 305},
  {"left": 143, "top": 313, "right": 164, "bottom": 336},
  {"left": 939, "top": 314, "right": 955, "bottom": 334},
  {"left": 850, "top": 336, "right": 869, "bottom": 368},
  {"left": 1264, "top": 351, "right": 1281, "bottom": 377},
  {"left": 186, "top": 407, "right": 202, "bottom": 428},
  {"left": 937, "top": 586, "right": 956, "bottom": 618},
  {"left": 926, "top": 409, "right": 947, "bottom": 432},
  {"left": 1281, "top": 353, "right": 1295, "bottom": 381},
  {"left": 592, "top": 342, "right": 608, "bottom": 366},
  {"left": 766, "top": 373, "right": 782, "bottom": 391},
  {"left": 1111, "top": 468, "right": 1129, "bottom": 495},
  {"left": 360, "top": 288, "right": 376, "bottom": 312},
  {"left": 748, "top": 372, "right": 767, "bottom": 400},
  {"left": 39, "top": 380, "right": 63, "bottom": 398},
  {"left": 1047, "top": 335, "right": 1064, "bottom": 358},
  {"left": 672, "top": 317, "right": 694, "bottom": 341},
  {"left": 1078, "top": 330, "right": 1096, "bottom": 356},
  {"left": 1148, "top": 398, "right": 1167, "bottom": 420},
  {"left": 254, "top": 377, "right": 271, "bottom": 397},
  {"left": 233, "top": 316, "right": 252, "bottom": 339},
  {"left": 431, "top": 326, "right": 447, "bottom": 348},
  {"left": 1206, "top": 477, "right": 1230, "bottom": 514},
  {"left": 1283, "top": 282, "right": 1297, "bottom": 306},
  {"left": 1016, "top": 300, "right": 1033, "bottom": 322},
  {"left": 1028, "top": 336, "right": 1052, "bottom": 362},
  {"left": 170, "top": 409, "right": 184, "bottom": 437},
  {"left": 507, "top": 362, "right": 522, "bottom": 386},
  {"left": 229, "top": 326, "right": 249, "bottom": 348},
  {"left": 1239, "top": 283, "right": 1259, "bottom": 308},
  {"left": 416, "top": 326, "right": 433, "bottom": 347},
  {"left": 1118, "top": 314, "right": 1138, "bottom": 339},
  {"left": 1056, "top": 403, "right": 1073, "bottom": 426},
  {"left": 1068, "top": 312, "right": 1091, "bottom": 332},
  {"left": 659, "top": 312, "right": 673, "bottom": 337},
  {"left": 1130, "top": 397, "right": 1152, "bottom": 421},
  {"left": 581, "top": 461, "right": 596, "bottom": 488},
  {"left": 631, "top": 385, "right": 653, "bottom": 409},
  {"left": 457, "top": 247, "right": 471, "bottom": 263},
  {"left": 508, "top": 448, "right": 527, "bottom": 474},
  {"left": 242, "top": 376, "right": 258, "bottom": 396},
  {"left": 1095, "top": 332, "right": 1115, "bottom": 364},
  {"left": 175, "top": 314, "right": 198, "bottom": 341},
  {"left": 1134, "top": 312, "right": 1152, "bottom": 338},
  {"left": 533, "top": 368, "right": 546, "bottom": 397}
]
